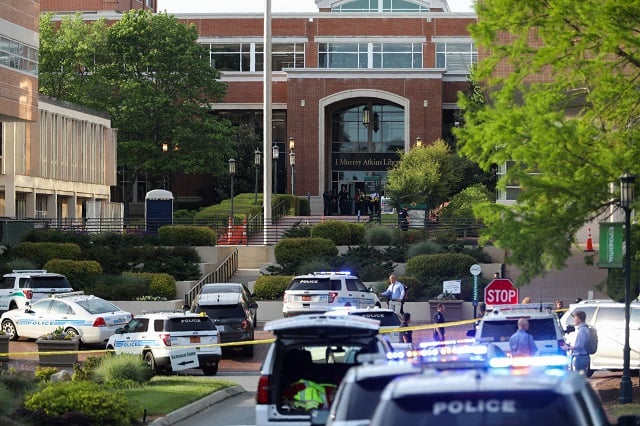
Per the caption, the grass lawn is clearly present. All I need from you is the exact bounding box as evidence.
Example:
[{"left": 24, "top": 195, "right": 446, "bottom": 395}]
[{"left": 123, "top": 376, "right": 236, "bottom": 417}]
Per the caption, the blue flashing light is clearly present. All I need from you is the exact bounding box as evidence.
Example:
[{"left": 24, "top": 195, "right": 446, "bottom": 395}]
[{"left": 488, "top": 355, "right": 569, "bottom": 369}]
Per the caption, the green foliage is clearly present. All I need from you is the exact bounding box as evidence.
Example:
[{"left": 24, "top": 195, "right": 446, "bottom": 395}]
[
  {"left": 93, "top": 353, "right": 153, "bottom": 385},
  {"left": 0, "top": 383, "right": 19, "bottom": 417},
  {"left": 0, "top": 369, "right": 37, "bottom": 396},
  {"left": 311, "top": 221, "right": 352, "bottom": 246},
  {"left": 334, "top": 246, "right": 395, "bottom": 282},
  {"left": 114, "top": 246, "right": 201, "bottom": 280},
  {"left": 21, "top": 229, "right": 93, "bottom": 248},
  {"left": 382, "top": 244, "right": 408, "bottom": 263},
  {"left": 38, "top": 326, "right": 75, "bottom": 341},
  {"left": 89, "top": 274, "right": 149, "bottom": 301},
  {"left": 283, "top": 222, "right": 313, "bottom": 238},
  {"left": 8, "top": 242, "right": 81, "bottom": 267},
  {"left": 35, "top": 367, "right": 59, "bottom": 383},
  {"left": 174, "top": 209, "right": 197, "bottom": 220},
  {"left": 253, "top": 275, "right": 292, "bottom": 300},
  {"left": 365, "top": 225, "right": 397, "bottom": 246},
  {"left": 405, "top": 253, "right": 478, "bottom": 300},
  {"left": 43, "top": 259, "right": 102, "bottom": 291},
  {"left": 398, "top": 275, "right": 421, "bottom": 302},
  {"left": 73, "top": 355, "right": 106, "bottom": 382},
  {"left": 24, "top": 381, "right": 142, "bottom": 426},
  {"left": 440, "top": 184, "right": 492, "bottom": 219},
  {"left": 347, "top": 223, "right": 366, "bottom": 245},
  {"left": 124, "top": 272, "right": 176, "bottom": 300},
  {"left": 0, "top": 259, "right": 38, "bottom": 274},
  {"left": 406, "top": 241, "right": 445, "bottom": 259},
  {"left": 158, "top": 225, "right": 217, "bottom": 246},
  {"left": 296, "top": 259, "right": 333, "bottom": 275},
  {"left": 273, "top": 238, "right": 338, "bottom": 274}
]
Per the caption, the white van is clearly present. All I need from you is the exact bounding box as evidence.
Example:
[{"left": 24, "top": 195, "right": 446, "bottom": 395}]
[{"left": 560, "top": 300, "right": 640, "bottom": 372}]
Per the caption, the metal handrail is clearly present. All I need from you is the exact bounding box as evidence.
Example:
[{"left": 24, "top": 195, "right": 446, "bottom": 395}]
[{"left": 184, "top": 247, "right": 239, "bottom": 308}]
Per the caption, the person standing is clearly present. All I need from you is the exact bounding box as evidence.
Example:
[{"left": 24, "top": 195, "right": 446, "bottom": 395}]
[
  {"left": 566, "top": 310, "right": 590, "bottom": 375},
  {"left": 380, "top": 275, "right": 405, "bottom": 314},
  {"left": 400, "top": 312, "right": 412, "bottom": 346},
  {"left": 509, "top": 318, "right": 538, "bottom": 357},
  {"left": 433, "top": 303, "right": 446, "bottom": 342}
]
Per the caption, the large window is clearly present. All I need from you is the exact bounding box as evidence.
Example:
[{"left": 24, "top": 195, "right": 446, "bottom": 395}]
[
  {"left": 435, "top": 42, "right": 477, "bottom": 72},
  {"left": 332, "top": 104, "right": 404, "bottom": 154},
  {"left": 332, "top": 0, "right": 429, "bottom": 12},
  {"left": 319, "top": 42, "right": 422, "bottom": 69},
  {"left": 205, "top": 42, "right": 304, "bottom": 72},
  {"left": 0, "top": 35, "right": 38, "bottom": 75}
]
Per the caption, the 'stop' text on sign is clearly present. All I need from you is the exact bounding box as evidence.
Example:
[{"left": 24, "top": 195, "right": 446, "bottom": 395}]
[{"left": 484, "top": 279, "right": 519, "bottom": 305}]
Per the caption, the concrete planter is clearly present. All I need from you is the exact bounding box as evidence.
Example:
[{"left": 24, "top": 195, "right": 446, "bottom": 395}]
[
  {"left": 36, "top": 337, "right": 80, "bottom": 367},
  {"left": 0, "top": 334, "right": 9, "bottom": 362}
]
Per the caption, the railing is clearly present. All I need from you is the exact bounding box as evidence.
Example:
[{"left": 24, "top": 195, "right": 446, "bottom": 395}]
[{"left": 183, "top": 247, "right": 239, "bottom": 309}]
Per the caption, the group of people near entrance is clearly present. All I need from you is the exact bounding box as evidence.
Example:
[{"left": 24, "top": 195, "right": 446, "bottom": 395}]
[
  {"left": 322, "top": 186, "right": 380, "bottom": 216},
  {"left": 379, "top": 275, "right": 591, "bottom": 375}
]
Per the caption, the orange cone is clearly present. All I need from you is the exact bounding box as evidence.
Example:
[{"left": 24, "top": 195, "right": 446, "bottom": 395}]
[{"left": 585, "top": 228, "right": 594, "bottom": 252}]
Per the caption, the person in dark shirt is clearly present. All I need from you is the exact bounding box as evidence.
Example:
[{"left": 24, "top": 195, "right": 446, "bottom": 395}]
[
  {"left": 433, "top": 303, "right": 446, "bottom": 341},
  {"left": 400, "top": 312, "right": 413, "bottom": 346}
]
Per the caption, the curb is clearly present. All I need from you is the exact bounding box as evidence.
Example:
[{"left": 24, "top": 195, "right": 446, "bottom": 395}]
[{"left": 149, "top": 385, "right": 245, "bottom": 426}]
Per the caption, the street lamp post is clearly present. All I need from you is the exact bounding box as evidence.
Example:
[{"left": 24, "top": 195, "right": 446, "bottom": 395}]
[
  {"left": 290, "top": 151, "right": 296, "bottom": 195},
  {"left": 254, "top": 149, "right": 261, "bottom": 205},
  {"left": 229, "top": 158, "right": 236, "bottom": 221},
  {"left": 619, "top": 172, "right": 636, "bottom": 404},
  {"left": 272, "top": 144, "right": 279, "bottom": 195}
]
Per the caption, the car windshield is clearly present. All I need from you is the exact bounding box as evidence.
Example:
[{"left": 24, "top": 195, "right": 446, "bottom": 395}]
[
  {"left": 287, "top": 278, "right": 340, "bottom": 291},
  {"left": 195, "top": 304, "right": 245, "bottom": 319},
  {"left": 374, "top": 391, "right": 588, "bottom": 426},
  {"left": 164, "top": 317, "right": 216, "bottom": 331},
  {"left": 481, "top": 318, "right": 557, "bottom": 342},
  {"left": 339, "top": 376, "right": 396, "bottom": 420},
  {"left": 75, "top": 298, "right": 121, "bottom": 314},
  {"left": 351, "top": 311, "right": 401, "bottom": 327},
  {"left": 26, "top": 276, "right": 72, "bottom": 289},
  {"left": 201, "top": 285, "right": 243, "bottom": 294}
]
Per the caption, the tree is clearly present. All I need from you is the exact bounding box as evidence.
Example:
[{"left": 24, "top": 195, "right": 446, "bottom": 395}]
[
  {"left": 39, "top": 11, "right": 236, "bottom": 207},
  {"left": 456, "top": 0, "right": 640, "bottom": 283},
  {"left": 385, "top": 140, "right": 463, "bottom": 210},
  {"left": 440, "top": 184, "right": 492, "bottom": 219}
]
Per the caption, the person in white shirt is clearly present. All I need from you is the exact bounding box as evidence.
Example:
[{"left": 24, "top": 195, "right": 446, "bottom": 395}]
[{"left": 380, "top": 274, "right": 405, "bottom": 314}]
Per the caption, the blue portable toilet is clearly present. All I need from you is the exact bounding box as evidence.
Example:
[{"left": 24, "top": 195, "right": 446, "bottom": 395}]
[{"left": 145, "top": 189, "right": 173, "bottom": 233}]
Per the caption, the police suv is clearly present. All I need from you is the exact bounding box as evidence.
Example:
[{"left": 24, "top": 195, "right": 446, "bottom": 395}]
[
  {"left": 282, "top": 271, "right": 381, "bottom": 317},
  {"left": 106, "top": 311, "right": 222, "bottom": 375},
  {"left": 0, "top": 270, "right": 73, "bottom": 313}
]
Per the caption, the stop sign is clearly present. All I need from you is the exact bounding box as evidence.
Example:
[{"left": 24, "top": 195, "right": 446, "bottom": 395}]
[{"left": 484, "top": 279, "right": 519, "bottom": 305}]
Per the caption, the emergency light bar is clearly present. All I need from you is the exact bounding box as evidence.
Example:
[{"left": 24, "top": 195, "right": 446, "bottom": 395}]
[
  {"left": 487, "top": 303, "right": 555, "bottom": 314},
  {"left": 312, "top": 271, "right": 352, "bottom": 276},
  {"left": 488, "top": 355, "right": 569, "bottom": 369}
]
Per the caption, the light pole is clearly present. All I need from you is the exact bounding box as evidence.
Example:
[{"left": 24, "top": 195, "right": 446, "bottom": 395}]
[
  {"left": 289, "top": 137, "right": 295, "bottom": 195},
  {"left": 619, "top": 172, "right": 636, "bottom": 404},
  {"left": 272, "top": 144, "right": 279, "bottom": 195},
  {"left": 229, "top": 158, "right": 236, "bottom": 221},
  {"left": 254, "top": 149, "right": 261, "bottom": 205},
  {"left": 416, "top": 136, "right": 423, "bottom": 148}
]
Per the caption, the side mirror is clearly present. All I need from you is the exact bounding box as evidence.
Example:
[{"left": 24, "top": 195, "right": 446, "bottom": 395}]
[
  {"left": 466, "top": 329, "right": 476, "bottom": 337},
  {"left": 565, "top": 325, "right": 575, "bottom": 333},
  {"left": 250, "top": 301, "right": 258, "bottom": 309}
]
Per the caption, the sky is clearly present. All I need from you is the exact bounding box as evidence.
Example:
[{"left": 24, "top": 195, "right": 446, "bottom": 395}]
[{"left": 156, "top": 0, "right": 474, "bottom": 13}]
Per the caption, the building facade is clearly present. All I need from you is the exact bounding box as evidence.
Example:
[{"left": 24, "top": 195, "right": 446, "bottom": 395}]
[{"left": 40, "top": 0, "right": 156, "bottom": 14}]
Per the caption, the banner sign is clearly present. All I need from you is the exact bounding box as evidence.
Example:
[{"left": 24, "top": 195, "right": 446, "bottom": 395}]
[{"left": 598, "top": 222, "right": 623, "bottom": 269}]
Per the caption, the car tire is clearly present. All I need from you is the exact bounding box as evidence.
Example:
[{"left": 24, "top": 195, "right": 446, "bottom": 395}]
[
  {"left": 144, "top": 351, "right": 159, "bottom": 372},
  {"left": 202, "top": 365, "right": 218, "bottom": 376},
  {"left": 1, "top": 320, "right": 18, "bottom": 341},
  {"left": 243, "top": 333, "right": 255, "bottom": 357}
]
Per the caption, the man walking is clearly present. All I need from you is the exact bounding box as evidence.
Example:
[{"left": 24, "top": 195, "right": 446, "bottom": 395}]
[
  {"left": 509, "top": 318, "right": 538, "bottom": 357},
  {"left": 433, "top": 303, "right": 446, "bottom": 342},
  {"left": 565, "top": 310, "right": 590, "bottom": 375},
  {"left": 380, "top": 275, "right": 405, "bottom": 314}
]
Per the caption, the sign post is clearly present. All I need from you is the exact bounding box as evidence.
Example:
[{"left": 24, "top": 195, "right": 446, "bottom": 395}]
[
  {"left": 469, "top": 264, "right": 482, "bottom": 318},
  {"left": 484, "top": 278, "right": 519, "bottom": 305}
]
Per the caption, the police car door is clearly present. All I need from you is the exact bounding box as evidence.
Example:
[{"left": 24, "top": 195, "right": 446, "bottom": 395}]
[
  {"left": 113, "top": 318, "right": 149, "bottom": 354},
  {"left": 0, "top": 276, "right": 17, "bottom": 311},
  {"left": 350, "top": 279, "right": 375, "bottom": 308}
]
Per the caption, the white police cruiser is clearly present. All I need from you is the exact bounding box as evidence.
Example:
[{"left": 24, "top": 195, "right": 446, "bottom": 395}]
[
  {"left": 282, "top": 271, "right": 381, "bottom": 317},
  {"left": 106, "top": 311, "right": 222, "bottom": 375},
  {"left": 0, "top": 269, "right": 73, "bottom": 313}
]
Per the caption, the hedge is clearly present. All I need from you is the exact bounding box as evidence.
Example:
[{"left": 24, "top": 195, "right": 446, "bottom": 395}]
[
  {"left": 273, "top": 238, "right": 338, "bottom": 274},
  {"left": 43, "top": 259, "right": 103, "bottom": 291},
  {"left": 254, "top": 275, "right": 293, "bottom": 300},
  {"left": 123, "top": 272, "right": 176, "bottom": 300},
  {"left": 311, "top": 221, "right": 352, "bottom": 246},
  {"left": 10, "top": 242, "right": 81, "bottom": 267},
  {"left": 157, "top": 225, "right": 217, "bottom": 246}
]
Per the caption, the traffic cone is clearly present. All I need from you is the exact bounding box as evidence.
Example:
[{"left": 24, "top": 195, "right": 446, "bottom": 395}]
[{"left": 585, "top": 228, "right": 594, "bottom": 252}]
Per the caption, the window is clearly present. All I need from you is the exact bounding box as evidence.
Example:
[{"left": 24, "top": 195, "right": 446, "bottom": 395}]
[
  {"left": 0, "top": 277, "right": 15, "bottom": 290},
  {"left": 206, "top": 42, "right": 304, "bottom": 72},
  {"left": 49, "top": 301, "right": 74, "bottom": 316},
  {"left": 435, "top": 42, "right": 477, "bottom": 72},
  {"left": 0, "top": 35, "right": 38, "bottom": 75},
  {"left": 320, "top": 42, "right": 422, "bottom": 69},
  {"left": 332, "top": 0, "right": 428, "bottom": 13},
  {"left": 331, "top": 104, "right": 404, "bottom": 153}
]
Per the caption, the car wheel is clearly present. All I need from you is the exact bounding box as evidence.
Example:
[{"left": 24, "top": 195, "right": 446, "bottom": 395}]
[
  {"left": 1, "top": 320, "right": 18, "bottom": 341},
  {"left": 144, "top": 351, "right": 158, "bottom": 372},
  {"left": 65, "top": 327, "right": 79, "bottom": 338},
  {"left": 243, "top": 337, "right": 254, "bottom": 357},
  {"left": 202, "top": 364, "right": 218, "bottom": 376}
]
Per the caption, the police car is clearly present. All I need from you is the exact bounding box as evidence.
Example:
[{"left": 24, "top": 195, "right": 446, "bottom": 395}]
[
  {"left": 471, "top": 303, "right": 567, "bottom": 357},
  {"left": 0, "top": 269, "right": 73, "bottom": 313},
  {"left": 106, "top": 311, "right": 222, "bottom": 376},
  {"left": 282, "top": 271, "right": 381, "bottom": 317},
  {"left": 329, "top": 307, "right": 409, "bottom": 350},
  {"left": 0, "top": 292, "right": 131, "bottom": 344},
  {"left": 369, "top": 358, "right": 613, "bottom": 426}
]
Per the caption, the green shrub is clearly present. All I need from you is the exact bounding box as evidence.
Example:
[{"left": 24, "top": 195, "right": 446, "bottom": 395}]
[
  {"left": 296, "top": 259, "right": 333, "bottom": 275},
  {"left": 406, "top": 241, "right": 445, "bottom": 259},
  {"left": 43, "top": 259, "right": 103, "bottom": 291},
  {"left": 0, "top": 258, "right": 38, "bottom": 274},
  {"left": 0, "top": 369, "right": 37, "bottom": 396},
  {"left": 0, "top": 382, "right": 19, "bottom": 417},
  {"left": 382, "top": 244, "right": 408, "bottom": 263},
  {"left": 174, "top": 209, "right": 197, "bottom": 220},
  {"left": 347, "top": 223, "right": 366, "bottom": 245},
  {"left": 24, "top": 381, "right": 142, "bottom": 426},
  {"left": 9, "top": 242, "right": 81, "bottom": 267},
  {"left": 397, "top": 275, "right": 422, "bottom": 302},
  {"left": 73, "top": 355, "right": 106, "bottom": 382},
  {"left": 405, "top": 253, "right": 478, "bottom": 300},
  {"left": 124, "top": 272, "right": 176, "bottom": 300},
  {"left": 21, "top": 229, "right": 92, "bottom": 248},
  {"left": 35, "top": 367, "right": 59, "bottom": 383},
  {"left": 334, "top": 246, "right": 395, "bottom": 282},
  {"left": 89, "top": 274, "right": 149, "bottom": 301},
  {"left": 311, "top": 221, "right": 352, "bottom": 246},
  {"left": 364, "top": 225, "right": 396, "bottom": 246},
  {"left": 274, "top": 238, "right": 338, "bottom": 274},
  {"left": 93, "top": 353, "right": 153, "bottom": 385},
  {"left": 254, "top": 275, "right": 292, "bottom": 300},
  {"left": 157, "top": 225, "right": 217, "bottom": 246},
  {"left": 282, "top": 221, "right": 312, "bottom": 238}
]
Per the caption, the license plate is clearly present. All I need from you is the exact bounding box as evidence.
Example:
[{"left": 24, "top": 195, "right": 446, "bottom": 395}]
[
  {"left": 302, "top": 295, "right": 312, "bottom": 301},
  {"left": 190, "top": 336, "right": 200, "bottom": 343}
]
